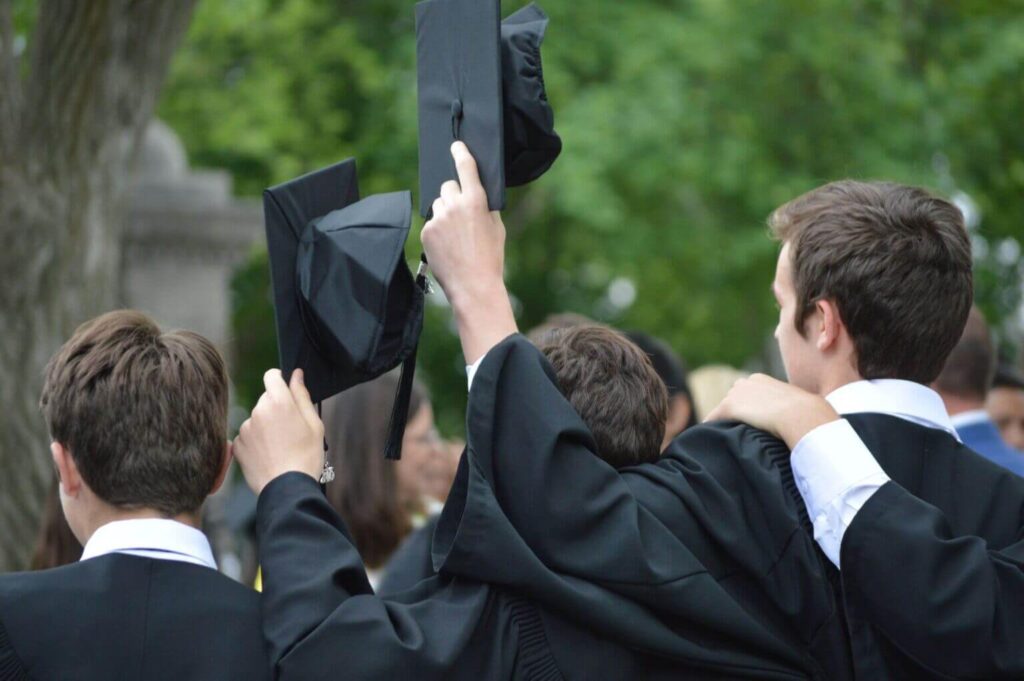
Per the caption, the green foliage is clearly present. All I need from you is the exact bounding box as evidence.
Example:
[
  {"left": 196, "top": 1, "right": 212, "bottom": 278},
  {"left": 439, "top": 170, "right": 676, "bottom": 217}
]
[{"left": 161, "top": 0, "right": 1024, "bottom": 435}]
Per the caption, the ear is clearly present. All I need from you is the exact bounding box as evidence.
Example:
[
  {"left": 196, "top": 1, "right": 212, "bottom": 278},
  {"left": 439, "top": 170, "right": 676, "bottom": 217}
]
[
  {"left": 209, "top": 442, "right": 233, "bottom": 496},
  {"left": 814, "top": 299, "right": 844, "bottom": 352},
  {"left": 52, "top": 442, "right": 83, "bottom": 498},
  {"left": 665, "top": 395, "right": 692, "bottom": 439}
]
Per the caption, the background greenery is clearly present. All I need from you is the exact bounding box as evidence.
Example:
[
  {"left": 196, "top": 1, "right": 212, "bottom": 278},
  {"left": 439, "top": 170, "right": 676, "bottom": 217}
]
[{"left": 159, "top": 0, "right": 1024, "bottom": 436}]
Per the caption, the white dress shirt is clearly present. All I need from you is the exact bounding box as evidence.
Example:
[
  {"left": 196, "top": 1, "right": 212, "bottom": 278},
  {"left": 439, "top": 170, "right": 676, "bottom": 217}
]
[
  {"left": 80, "top": 518, "right": 218, "bottom": 570},
  {"left": 791, "top": 379, "right": 957, "bottom": 568}
]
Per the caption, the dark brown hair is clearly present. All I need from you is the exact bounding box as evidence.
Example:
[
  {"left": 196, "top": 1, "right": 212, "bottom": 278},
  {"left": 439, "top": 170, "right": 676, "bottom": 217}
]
[
  {"left": 322, "top": 372, "right": 426, "bottom": 569},
  {"left": 540, "top": 325, "right": 668, "bottom": 467},
  {"left": 934, "top": 306, "right": 994, "bottom": 401},
  {"left": 39, "top": 310, "right": 228, "bottom": 516},
  {"left": 769, "top": 180, "right": 973, "bottom": 384}
]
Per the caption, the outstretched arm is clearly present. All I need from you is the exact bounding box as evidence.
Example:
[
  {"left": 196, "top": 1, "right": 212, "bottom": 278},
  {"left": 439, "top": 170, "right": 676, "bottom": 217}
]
[{"left": 420, "top": 141, "right": 518, "bottom": 366}]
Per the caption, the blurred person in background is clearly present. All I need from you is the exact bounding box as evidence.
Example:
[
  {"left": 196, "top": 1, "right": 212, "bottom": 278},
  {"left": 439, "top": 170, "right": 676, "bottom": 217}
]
[
  {"left": 933, "top": 306, "right": 1024, "bottom": 475},
  {"left": 30, "top": 477, "right": 82, "bottom": 570},
  {"left": 987, "top": 362, "right": 1024, "bottom": 452},
  {"left": 625, "top": 330, "right": 697, "bottom": 448},
  {"left": 321, "top": 371, "right": 446, "bottom": 588},
  {"left": 0, "top": 310, "right": 268, "bottom": 680},
  {"left": 688, "top": 364, "right": 749, "bottom": 422}
]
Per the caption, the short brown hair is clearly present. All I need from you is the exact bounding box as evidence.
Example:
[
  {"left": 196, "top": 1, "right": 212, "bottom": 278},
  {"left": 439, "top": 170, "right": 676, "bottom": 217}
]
[
  {"left": 770, "top": 180, "right": 973, "bottom": 384},
  {"left": 934, "top": 306, "right": 994, "bottom": 401},
  {"left": 540, "top": 325, "right": 667, "bottom": 467},
  {"left": 40, "top": 310, "right": 228, "bottom": 515}
]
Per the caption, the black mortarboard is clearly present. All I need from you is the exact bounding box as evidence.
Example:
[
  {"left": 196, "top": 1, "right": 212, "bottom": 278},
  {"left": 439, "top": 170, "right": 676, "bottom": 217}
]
[
  {"left": 416, "top": 0, "right": 504, "bottom": 217},
  {"left": 501, "top": 3, "right": 561, "bottom": 187},
  {"left": 264, "top": 162, "right": 425, "bottom": 459}
]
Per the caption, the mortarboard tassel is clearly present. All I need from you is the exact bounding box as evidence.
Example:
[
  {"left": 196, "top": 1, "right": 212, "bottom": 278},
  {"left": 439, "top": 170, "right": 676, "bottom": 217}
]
[
  {"left": 383, "top": 255, "right": 431, "bottom": 461},
  {"left": 383, "top": 343, "right": 419, "bottom": 461}
]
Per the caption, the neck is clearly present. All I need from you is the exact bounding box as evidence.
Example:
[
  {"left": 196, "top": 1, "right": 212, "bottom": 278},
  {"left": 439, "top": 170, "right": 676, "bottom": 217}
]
[
  {"left": 939, "top": 393, "right": 984, "bottom": 417},
  {"left": 814, "top": 362, "right": 863, "bottom": 397},
  {"left": 79, "top": 505, "right": 200, "bottom": 546}
]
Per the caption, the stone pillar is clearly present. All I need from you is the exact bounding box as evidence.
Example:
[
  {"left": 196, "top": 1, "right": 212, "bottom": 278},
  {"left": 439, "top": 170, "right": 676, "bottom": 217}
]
[{"left": 121, "top": 119, "right": 263, "bottom": 353}]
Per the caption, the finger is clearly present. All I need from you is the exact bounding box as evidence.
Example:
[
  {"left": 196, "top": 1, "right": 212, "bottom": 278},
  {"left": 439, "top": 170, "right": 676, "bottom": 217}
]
[
  {"left": 252, "top": 390, "right": 274, "bottom": 416},
  {"left": 451, "top": 142, "right": 485, "bottom": 205},
  {"left": 439, "top": 179, "right": 461, "bottom": 203},
  {"left": 289, "top": 369, "right": 322, "bottom": 432},
  {"left": 263, "top": 369, "right": 292, "bottom": 404},
  {"left": 431, "top": 197, "right": 446, "bottom": 220}
]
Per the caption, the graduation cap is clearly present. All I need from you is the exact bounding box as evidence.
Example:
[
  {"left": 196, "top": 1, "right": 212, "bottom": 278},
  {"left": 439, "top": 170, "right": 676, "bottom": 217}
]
[
  {"left": 264, "top": 160, "right": 426, "bottom": 460},
  {"left": 501, "top": 4, "right": 561, "bottom": 187},
  {"left": 416, "top": 0, "right": 561, "bottom": 217}
]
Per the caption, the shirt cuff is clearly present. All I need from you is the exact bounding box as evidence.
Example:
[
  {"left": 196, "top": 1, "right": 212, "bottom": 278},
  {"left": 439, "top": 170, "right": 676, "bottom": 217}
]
[
  {"left": 466, "top": 355, "right": 485, "bottom": 392},
  {"left": 790, "top": 419, "right": 890, "bottom": 568}
]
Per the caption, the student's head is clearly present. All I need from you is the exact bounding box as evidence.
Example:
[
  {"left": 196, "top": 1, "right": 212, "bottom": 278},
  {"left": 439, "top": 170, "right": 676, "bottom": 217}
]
[
  {"left": 769, "top": 180, "right": 973, "bottom": 395},
  {"left": 624, "top": 330, "right": 697, "bottom": 448},
  {"left": 932, "top": 306, "right": 994, "bottom": 414},
  {"left": 539, "top": 325, "right": 668, "bottom": 467},
  {"left": 39, "top": 311, "right": 230, "bottom": 543},
  {"left": 321, "top": 373, "right": 439, "bottom": 569},
  {"left": 988, "top": 364, "right": 1024, "bottom": 451}
]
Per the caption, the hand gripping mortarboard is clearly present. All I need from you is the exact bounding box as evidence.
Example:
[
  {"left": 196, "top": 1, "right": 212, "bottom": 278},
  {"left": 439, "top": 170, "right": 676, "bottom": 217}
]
[{"left": 264, "top": 160, "right": 427, "bottom": 461}]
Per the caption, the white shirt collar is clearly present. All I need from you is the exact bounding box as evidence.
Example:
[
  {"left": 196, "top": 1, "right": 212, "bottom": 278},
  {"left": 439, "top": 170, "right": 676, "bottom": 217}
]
[
  {"left": 825, "top": 379, "right": 960, "bottom": 442},
  {"left": 949, "top": 409, "right": 991, "bottom": 430},
  {"left": 80, "top": 518, "right": 217, "bottom": 570}
]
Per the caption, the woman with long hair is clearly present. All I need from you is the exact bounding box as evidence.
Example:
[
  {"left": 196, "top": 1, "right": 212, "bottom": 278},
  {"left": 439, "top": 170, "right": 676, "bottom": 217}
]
[{"left": 321, "top": 371, "right": 443, "bottom": 586}]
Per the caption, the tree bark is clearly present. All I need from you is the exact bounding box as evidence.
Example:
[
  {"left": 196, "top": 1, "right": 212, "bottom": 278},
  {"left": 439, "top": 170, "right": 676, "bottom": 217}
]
[{"left": 0, "top": 0, "right": 196, "bottom": 571}]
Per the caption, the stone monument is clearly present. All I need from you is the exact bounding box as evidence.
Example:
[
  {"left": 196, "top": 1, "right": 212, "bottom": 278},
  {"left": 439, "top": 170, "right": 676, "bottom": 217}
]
[{"left": 121, "top": 119, "right": 263, "bottom": 353}]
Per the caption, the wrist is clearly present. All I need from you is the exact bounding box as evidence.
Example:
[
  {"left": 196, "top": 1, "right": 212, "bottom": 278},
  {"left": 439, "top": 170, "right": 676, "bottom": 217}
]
[
  {"left": 258, "top": 465, "right": 319, "bottom": 495},
  {"left": 779, "top": 400, "right": 840, "bottom": 449}
]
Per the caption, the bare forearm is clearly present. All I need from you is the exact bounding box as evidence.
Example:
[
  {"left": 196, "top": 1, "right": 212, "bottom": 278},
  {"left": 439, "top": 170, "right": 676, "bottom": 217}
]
[{"left": 449, "top": 281, "right": 518, "bottom": 365}]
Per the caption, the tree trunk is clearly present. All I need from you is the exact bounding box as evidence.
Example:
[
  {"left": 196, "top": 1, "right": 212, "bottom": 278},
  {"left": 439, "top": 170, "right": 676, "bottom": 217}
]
[{"left": 0, "top": 0, "right": 196, "bottom": 571}]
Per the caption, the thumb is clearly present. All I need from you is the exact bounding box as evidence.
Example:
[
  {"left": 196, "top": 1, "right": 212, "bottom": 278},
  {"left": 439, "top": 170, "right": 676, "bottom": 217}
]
[{"left": 289, "top": 369, "right": 323, "bottom": 433}]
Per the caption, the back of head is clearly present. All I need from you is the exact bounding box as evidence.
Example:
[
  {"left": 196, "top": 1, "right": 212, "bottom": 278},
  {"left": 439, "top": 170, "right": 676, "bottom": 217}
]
[
  {"left": 321, "top": 372, "right": 425, "bottom": 568},
  {"left": 525, "top": 312, "right": 595, "bottom": 346},
  {"left": 934, "top": 306, "right": 994, "bottom": 402},
  {"left": 624, "top": 330, "right": 696, "bottom": 429},
  {"left": 39, "top": 310, "right": 228, "bottom": 516},
  {"left": 770, "top": 180, "right": 973, "bottom": 384},
  {"left": 539, "top": 325, "right": 668, "bottom": 467}
]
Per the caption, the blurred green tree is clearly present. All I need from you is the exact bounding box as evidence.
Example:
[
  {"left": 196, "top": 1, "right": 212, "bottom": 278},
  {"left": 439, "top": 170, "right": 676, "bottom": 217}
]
[
  {"left": 0, "top": 0, "right": 196, "bottom": 570},
  {"left": 160, "top": 0, "right": 1024, "bottom": 435}
]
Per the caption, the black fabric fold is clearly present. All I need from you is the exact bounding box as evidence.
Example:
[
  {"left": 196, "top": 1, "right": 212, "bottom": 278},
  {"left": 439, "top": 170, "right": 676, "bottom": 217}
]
[
  {"left": 0, "top": 618, "right": 28, "bottom": 681},
  {"left": 435, "top": 335, "right": 830, "bottom": 679}
]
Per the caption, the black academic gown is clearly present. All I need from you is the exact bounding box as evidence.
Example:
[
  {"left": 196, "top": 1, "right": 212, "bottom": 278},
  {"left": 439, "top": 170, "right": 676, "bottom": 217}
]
[
  {"left": 434, "top": 335, "right": 1024, "bottom": 680},
  {"left": 839, "top": 477, "right": 1024, "bottom": 678},
  {"left": 0, "top": 554, "right": 269, "bottom": 681},
  {"left": 256, "top": 472, "right": 688, "bottom": 680}
]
